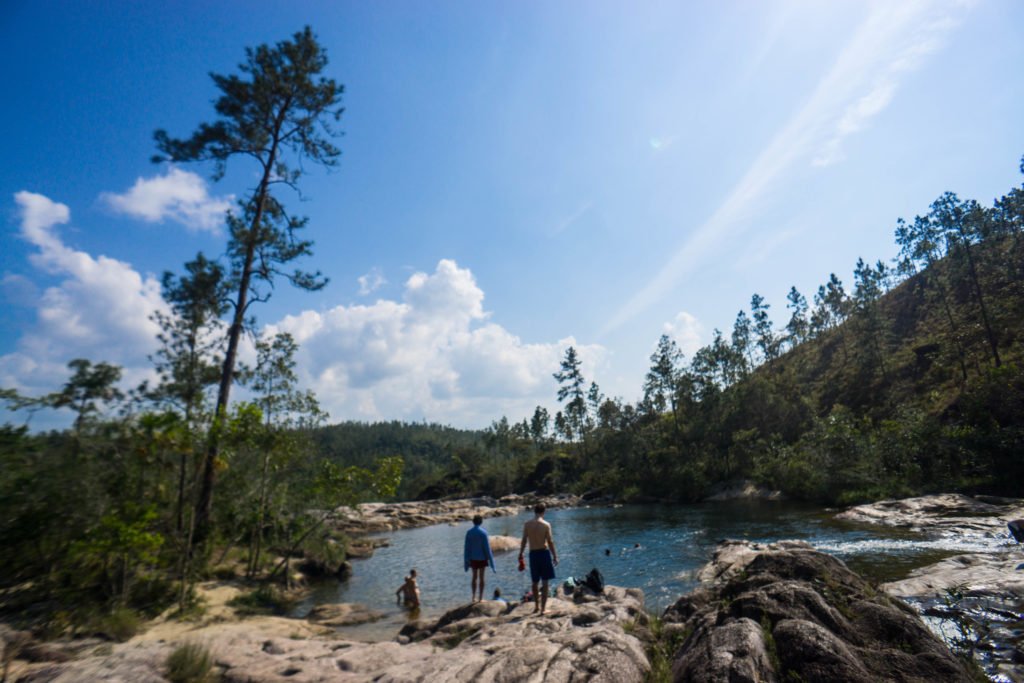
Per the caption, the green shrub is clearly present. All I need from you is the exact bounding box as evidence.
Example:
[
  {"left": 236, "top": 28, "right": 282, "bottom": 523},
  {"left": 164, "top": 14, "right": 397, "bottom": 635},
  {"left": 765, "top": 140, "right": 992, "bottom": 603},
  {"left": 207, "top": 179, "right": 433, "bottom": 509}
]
[
  {"left": 165, "top": 641, "right": 215, "bottom": 683},
  {"left": 227, "top": 585, "right": 294, "bottom": 616},
  {"left": 641, "top": 613, "right": 689, "bottom": 683},
  {"left": 93, "top": 607, "right": 141, "bottom": 642},
  {"left": 129, "top": 575, "right": 178, "bottom": 617},
  {"left": 211, "top": 565, "right": 238, "bottom": 580}
]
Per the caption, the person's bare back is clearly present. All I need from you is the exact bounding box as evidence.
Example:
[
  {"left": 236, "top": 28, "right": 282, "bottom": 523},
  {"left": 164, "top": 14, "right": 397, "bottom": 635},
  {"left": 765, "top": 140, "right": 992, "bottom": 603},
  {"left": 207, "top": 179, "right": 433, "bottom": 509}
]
[{"left": 522, "top": 517, "right": 553, "bottom": 551}]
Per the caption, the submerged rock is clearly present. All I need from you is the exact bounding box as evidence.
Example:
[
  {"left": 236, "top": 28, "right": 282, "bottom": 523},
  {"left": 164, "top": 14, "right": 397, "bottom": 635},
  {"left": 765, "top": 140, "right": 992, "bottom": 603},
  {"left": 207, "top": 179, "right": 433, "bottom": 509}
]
[
  {"left": 305, "top": 602, "right": 386, "bottom": 627},
  {"left": 664, "top": 540, "right": 980, "bottom": 682}
]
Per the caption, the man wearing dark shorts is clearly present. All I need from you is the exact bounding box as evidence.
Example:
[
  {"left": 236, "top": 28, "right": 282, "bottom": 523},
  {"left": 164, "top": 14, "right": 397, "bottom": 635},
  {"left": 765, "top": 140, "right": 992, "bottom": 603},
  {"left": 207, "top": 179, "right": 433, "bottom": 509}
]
[
  {"left": 518, "top": 503, "right": 558, "bottom": 615},
  {"left": 464, "top": 514, "right": 496, "bottom": 603}
]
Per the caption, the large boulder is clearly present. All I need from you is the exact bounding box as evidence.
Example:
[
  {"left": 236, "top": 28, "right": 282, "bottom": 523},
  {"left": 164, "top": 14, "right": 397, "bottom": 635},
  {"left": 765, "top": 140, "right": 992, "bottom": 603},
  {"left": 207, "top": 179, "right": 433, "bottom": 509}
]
[{"left": 663, "top": 540, "right": 980, "bottom": 682}]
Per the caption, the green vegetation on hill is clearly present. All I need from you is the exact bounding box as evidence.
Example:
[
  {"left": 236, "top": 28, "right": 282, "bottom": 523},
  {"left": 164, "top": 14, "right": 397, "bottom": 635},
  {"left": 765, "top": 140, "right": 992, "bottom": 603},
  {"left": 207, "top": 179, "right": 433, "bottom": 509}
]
[{"left": 319, "top": 159, "right": 1024, "bottom": 506}]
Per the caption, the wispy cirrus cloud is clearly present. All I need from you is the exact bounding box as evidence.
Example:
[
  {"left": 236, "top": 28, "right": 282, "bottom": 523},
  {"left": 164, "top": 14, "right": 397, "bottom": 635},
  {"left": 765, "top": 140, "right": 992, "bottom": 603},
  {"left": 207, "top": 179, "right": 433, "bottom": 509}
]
[
  {"left": 101, "top": 167, "right": 233, "bottom": 232},
  {"left": 603, "top": 0, "right": 972, "bottom": 334},
  {"left": 552, "top": 200, "right": 593, "bottom": 235}
]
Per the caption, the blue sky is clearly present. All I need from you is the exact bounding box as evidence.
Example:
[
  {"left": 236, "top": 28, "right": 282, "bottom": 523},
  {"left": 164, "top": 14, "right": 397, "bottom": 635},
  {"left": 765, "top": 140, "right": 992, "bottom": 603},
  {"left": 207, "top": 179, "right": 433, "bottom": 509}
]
[{"left": 2, "top": 0, "right": 1023, "bottom": 429}]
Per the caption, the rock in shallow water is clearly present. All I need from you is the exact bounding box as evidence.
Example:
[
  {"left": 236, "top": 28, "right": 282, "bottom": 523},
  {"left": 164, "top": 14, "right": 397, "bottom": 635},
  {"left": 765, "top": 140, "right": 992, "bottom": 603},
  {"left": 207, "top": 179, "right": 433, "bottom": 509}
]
[{"left": 305, "top": 602, "right": 386, "bottom": 627}]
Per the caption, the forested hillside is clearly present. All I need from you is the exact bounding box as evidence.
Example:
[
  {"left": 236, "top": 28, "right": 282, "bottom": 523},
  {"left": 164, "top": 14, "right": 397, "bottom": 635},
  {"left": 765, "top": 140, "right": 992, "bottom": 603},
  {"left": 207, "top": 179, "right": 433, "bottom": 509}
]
[
  {"left": 311, "top": 421, "right": 493, "bottom": 500},
  {"left": 322, "top": 161, "right": 1024, "bottom": 505}
]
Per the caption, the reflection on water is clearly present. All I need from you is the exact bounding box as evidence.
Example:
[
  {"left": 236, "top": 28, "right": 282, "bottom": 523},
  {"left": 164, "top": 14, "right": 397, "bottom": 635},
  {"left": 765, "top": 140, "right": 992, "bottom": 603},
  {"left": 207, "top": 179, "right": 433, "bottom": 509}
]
[{"left": 293, "top": 501, "right": 1010, "bottom": 641}]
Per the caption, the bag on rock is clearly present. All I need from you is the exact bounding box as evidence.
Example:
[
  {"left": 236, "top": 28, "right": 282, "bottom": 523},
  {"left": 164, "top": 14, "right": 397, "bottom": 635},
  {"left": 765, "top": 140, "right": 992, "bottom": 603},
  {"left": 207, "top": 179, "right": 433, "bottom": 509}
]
[{"left": 583, "top": 567, "right": 605, "bottom": 593}]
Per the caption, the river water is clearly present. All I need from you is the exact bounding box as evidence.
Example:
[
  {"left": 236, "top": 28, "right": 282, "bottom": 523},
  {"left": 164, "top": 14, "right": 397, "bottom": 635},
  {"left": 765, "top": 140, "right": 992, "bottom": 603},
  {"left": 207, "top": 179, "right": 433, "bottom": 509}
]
[{"left": 295, "top": 500, "right": 1004, "bottom": 641}]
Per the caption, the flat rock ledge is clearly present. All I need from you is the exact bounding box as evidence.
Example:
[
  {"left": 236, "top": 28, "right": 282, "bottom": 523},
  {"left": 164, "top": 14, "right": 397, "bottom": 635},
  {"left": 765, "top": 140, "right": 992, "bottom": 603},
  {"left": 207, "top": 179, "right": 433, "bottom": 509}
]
[
  {"left": 329, "top": 493, "right": 583, "bottom": 535},
  {"left": 662, "top": 540, "right": 981, "bottom": 682},
  {"left": 4, "top": 586, "right": 648, "bottom": 682},
  {"left": 836, "top": 493, "right": 1024, "bottom": 538}
]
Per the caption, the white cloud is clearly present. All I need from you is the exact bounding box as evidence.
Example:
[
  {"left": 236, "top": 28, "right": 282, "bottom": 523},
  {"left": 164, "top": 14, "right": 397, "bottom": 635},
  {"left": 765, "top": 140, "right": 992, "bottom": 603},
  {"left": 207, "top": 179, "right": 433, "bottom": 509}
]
[
  {"left": 604, "top": 0, "right": 971, "bottom": 333},
  {"left": 265, "top": 259, "right": 605, "bottom": 428},
  {"left": 357, "top": 267, "right": 386, "bottom": 295},
  {"left": 4, "top": 196, "right": 606, "bottom": 429},
  {"left": 15, "top": 191, "right": 69, "bottom": 241},
  {"left": 3, "top": 192, "right": 165, "bottom": 401},
  {"left": 663, "top": 311, "right": 705, "bottom": 358},
  {"left": 101, "top": 167, "right": 233, "bottom": 232}
]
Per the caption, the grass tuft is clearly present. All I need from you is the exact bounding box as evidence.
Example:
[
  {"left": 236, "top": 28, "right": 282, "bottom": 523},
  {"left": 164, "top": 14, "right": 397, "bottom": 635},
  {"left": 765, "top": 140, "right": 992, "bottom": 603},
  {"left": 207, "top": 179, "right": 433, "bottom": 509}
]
[{"left": 166, "top": 641, "right": 216, "bottom": 683}]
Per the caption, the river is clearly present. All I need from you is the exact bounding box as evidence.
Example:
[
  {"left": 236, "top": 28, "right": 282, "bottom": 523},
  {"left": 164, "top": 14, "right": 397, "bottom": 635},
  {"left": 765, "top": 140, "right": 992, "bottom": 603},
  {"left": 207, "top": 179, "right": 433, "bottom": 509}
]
[{"left": 295, "top": 500, "right": 1004, "bottom": 640}]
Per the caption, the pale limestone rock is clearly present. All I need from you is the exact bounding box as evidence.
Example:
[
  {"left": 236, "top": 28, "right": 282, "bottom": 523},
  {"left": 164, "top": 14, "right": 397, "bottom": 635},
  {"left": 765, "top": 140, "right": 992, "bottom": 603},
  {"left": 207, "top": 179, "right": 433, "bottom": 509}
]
[{"left": 11, "top": 583, "right": 647, "bottom": 682}]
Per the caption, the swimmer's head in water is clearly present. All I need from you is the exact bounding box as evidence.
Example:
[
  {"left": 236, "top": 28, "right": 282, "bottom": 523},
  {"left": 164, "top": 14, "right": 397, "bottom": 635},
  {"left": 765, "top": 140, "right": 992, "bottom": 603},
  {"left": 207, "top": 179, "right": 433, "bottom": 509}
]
[{"left": 409, "top": 568, "right": 417, "bottom": 577}]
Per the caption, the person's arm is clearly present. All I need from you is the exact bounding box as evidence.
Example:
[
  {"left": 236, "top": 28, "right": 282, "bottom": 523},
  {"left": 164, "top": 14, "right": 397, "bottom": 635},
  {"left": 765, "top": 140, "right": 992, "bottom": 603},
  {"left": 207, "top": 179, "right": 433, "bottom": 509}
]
[
  {"left": 547, "top": 527, "right": 558, "bottom": 565},
  {"left": 464, "top": 531, "right": 471, "bottom": 572},
  {"left": 519, "top": 525, "right": 528, "bottom": 559},
  {"left": 485, "top": 531, "right": 496, "bottom": 571}
]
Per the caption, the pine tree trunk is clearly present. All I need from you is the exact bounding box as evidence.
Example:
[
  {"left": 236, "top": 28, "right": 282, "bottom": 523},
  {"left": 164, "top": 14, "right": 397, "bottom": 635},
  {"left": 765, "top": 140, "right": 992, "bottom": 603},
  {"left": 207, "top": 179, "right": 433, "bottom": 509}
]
[{"left": 193, "top": 142, "right": 279, "bottom": 546}]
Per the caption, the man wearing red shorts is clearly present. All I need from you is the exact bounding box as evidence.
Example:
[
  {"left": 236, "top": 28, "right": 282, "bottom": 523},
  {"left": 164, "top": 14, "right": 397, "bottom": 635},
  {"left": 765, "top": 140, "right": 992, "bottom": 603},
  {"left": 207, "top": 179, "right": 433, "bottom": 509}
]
[{"left": 464, "top": 514, "right": 496, "bottom": 603}]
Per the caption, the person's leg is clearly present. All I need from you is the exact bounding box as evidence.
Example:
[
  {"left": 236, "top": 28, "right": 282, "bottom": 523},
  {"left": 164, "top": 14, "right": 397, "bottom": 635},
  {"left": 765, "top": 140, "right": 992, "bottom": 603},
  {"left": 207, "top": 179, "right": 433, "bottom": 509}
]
[
  {"left": 470, "top": 567, "right": 479, "bottom": 601},
  {"left": 540, "top": 579, "right": 549, "bottom": 614},
  {"left": 478, "top": 567, "right": 486, "bottom": 602},
  {"left": 531, "top": 580, "right": 540, "bottom": 612}
]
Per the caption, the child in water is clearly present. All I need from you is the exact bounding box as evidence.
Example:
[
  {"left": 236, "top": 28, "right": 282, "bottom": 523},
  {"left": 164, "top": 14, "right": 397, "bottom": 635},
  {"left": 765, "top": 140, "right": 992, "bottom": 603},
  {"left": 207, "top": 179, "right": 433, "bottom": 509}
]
[{"left": 396, "top": 568, "right": 420, "bottom": 608}]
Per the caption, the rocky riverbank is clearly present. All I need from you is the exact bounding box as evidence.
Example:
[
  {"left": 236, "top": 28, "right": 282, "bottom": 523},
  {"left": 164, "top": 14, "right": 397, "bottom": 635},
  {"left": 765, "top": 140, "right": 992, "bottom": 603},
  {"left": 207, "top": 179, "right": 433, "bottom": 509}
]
[
  {"left": 4, "top": 493, "right": 1019, "bottom": 681},
  {"left": 327, "top": 492, "right": 583, "bottom": 536},
  {"left": 839, "top": 493, "right": 1024, "bottom": 681},
  {"left": 2, "top": 582, "right": 649, "bottom": 682},
  {"left": 10, "top": 544, "right": 972, "bottom": 682}
]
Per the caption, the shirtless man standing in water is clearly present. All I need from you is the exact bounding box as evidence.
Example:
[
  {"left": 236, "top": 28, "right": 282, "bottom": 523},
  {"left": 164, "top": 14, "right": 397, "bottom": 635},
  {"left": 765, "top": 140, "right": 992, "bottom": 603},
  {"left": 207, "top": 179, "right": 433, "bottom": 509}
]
[{"left": 518, "top": 503, "right": 558, "bottom": 615}]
